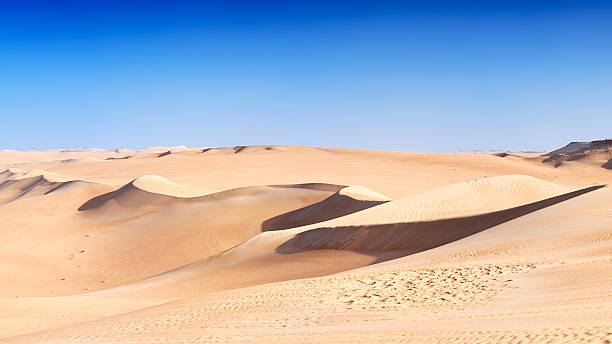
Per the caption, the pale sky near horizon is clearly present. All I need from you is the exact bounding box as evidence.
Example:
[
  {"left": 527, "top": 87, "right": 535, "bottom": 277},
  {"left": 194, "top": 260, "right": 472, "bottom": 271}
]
[{"left": 1, "top": 1, "right": 611, "bottom": 152}]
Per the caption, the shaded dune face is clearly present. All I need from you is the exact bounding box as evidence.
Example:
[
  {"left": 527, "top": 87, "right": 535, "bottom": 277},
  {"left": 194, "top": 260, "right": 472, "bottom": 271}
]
[
  {"left": 0, "top": 176, "right": 62, "bottom": 205},
  {"left": 277, "top": 185, "right": 604, "bottom": 256},
  {"left": 0, "top": 177, "right": 362, "bottom": 297},
  {"left": 119, "top": 175, "right": 590, "bottom": 299},
  {"left": 2, "top": 145, "right": 612, "bottom": 343},
  {"left": 262, "top": 187, "right": 390, "bottom": 231},
  {"left": 78, "top": 180, "right": 347, "bottom": 212},
  {"left": 275, "top": 175, "right": 574, "bottom": 229},
  {"left": 73, "top": 180, "right": 353, "bottom": 260},
  {"left": 0, "top": 171, "right": 111, "bottom": 206},
  {"left": 77, "top": 181, "right": 180, "bottom": 211}
]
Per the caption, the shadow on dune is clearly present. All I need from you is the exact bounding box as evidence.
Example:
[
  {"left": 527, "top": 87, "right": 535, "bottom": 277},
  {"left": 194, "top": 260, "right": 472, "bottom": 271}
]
[
  {"left": 268, "top": 183, "right": 345, "bottom": 192},
  {"left": 276, "top": 185, "right": 605, "bottom": 264},
  {"left": 262, "top": 194, "right": 387, "bottom": 231},
  {"left": 603, "top": 159, "right": 612, "bottom": 170},
  {"left": 77, "top": 182, "right": 177, "bottom": 211},
  {"left": 78, "top": 181, "right": 346, "bottom": 212}
]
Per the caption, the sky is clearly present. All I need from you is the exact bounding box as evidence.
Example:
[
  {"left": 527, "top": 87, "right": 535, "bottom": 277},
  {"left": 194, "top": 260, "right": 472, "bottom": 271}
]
[{"left": 1, "top": 1, "right": 611, "bottom": 152}]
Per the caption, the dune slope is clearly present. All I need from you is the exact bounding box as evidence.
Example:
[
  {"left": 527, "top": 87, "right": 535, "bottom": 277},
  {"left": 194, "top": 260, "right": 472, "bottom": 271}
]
[
  {"left": 5, "top": 185, "right": 611, "bottom": 344},
  {"left": 97, "top": 175, "right": 590, "bottom": 300},
  {"left": 1, "top": 145, "right": 612, "bottom": 343},
  {"left": 0, "top": 176, "right": 352, "bottom": 296}
]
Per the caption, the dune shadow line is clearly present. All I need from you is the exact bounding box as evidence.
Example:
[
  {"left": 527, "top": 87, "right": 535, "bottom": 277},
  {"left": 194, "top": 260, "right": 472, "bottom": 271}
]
[
  {"left": 276, "top": 185, "right": 606, "bottom": 263},
  {"left": 262, "top": 198, "right": 387, "bottom": 232}
]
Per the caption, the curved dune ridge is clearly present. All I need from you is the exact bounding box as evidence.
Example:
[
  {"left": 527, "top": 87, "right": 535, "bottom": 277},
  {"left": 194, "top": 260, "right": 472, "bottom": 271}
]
[
  {"left": 130, "top": 175, "right": 218, "bottom": 197},
  {"left": 207, "top": 175, "right": 581, "bottom": 267},
  {"left": 262, "top": 185, "right": 391, "bottom": 231},
  {"left": 1, "top": 168, "right": 69, "bottom": 182},
  {"left": 106, "top": 175, "right": 595, "bottom": 299},
  {"left": 10, "top": 184, "right": 612, "bottom": 343},
  {"left": 277, "top": 175, "right": 573, "bottom": 231},
  {"left": 78, "top": 175, "right": 220, "bottom": 211},
  {"left": 0, "top": 168, "right": 108, "bottom": 206},
  {"left": 279, "top": 185, "right": 603, "bottom": 253},
  {"left": 2, "top": 145, "right": 612, "bottom": 343},
  {"left": 0, "top": 177, "right": 350, "bottom": 297},
  {"left": 337, "top": 185, "right": 392, "bottom": 201},
  {"left": 78, "top": 176, "right": 346, "bottom": 211},
  {"left": 89, "top": 184, "right": 392, "bottom": 296}
]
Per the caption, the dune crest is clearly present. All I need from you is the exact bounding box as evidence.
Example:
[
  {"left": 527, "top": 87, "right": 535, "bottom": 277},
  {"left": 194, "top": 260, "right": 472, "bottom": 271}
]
[
  {"left": 224, "top": 175, "right": 577, "bottom": 260},
  {"left": 78, "top": 175, "right": 223, "bottom": 211},
  {"left": 0, "top": 169, "right": 109, "bottom": 206},
  {"left": 1, "top": 145, "right": 612, "bottom": 343},
  {"left": 262, "top": 185, "right": 390, "bottom": 231},
  {"left": 337, "top": 185, "right": 391, "bottom": 201},
  {"left": 1, "top": 168, "right": 69, "bottom": 183},
  {"left": 272, "top": 175, "right": 573, "bottom": 232},
  {"left": 130, "top": 175, "right": 217, "bottom": 197},
  {"left": 278, "top": 185, "right": 603, "bottom": 253}
]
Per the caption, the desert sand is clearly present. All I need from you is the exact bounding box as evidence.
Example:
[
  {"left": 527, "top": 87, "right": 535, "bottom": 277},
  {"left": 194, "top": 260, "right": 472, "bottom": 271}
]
[{"left": 0, "top": 143, "right": 611, "bottom": 343}]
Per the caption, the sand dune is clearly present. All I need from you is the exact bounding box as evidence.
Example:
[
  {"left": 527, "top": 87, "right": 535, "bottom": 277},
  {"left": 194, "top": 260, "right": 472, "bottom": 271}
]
[
  {"left": 278, "top": 185, "right": 602, "bottom": 253},
  {"left": 7, "top": 186, "right": 611, "bottom": 343},
  {"left": 262, "top": 185, "right": 390, "bottom": 231},
  {"left": 255, "top": 175, "right": 573, "bottom": 239},
  {"left": 0, "top": 175, "right": 352, "bottom": 297},
  {"left": 77, "top": 174, "right": 218, "bottom": 210},
  {"left": 0, "top": 169, "right": 108, "bottom": 206},
  {"left": 0, "top": 145, "right": 612, "bottom": 343},
  {"left": 101, "top": 175, "right": 586, "bottom": 300}
]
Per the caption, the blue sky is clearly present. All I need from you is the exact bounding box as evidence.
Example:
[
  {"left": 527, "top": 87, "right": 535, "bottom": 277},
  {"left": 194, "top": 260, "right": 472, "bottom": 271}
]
[{"left": 1, "top": 1, "right": 611, "bottom": 152}]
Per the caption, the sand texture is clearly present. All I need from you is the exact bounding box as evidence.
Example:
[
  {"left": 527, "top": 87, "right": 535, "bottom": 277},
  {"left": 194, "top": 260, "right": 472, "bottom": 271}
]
[{"left": 0, "top": 144, "right": 611, "bottom": 343}]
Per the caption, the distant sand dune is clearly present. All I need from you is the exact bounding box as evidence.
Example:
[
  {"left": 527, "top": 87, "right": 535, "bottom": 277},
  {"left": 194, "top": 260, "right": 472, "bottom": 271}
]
[
  {"left": 1, "top": 145, "right": 612, "bottom": 343},
  {"left": 0, "top": 169, "right": 108, "bottom": 206},
  {"left": 77, "top": 175, "right": 218, "bottom": 210}
]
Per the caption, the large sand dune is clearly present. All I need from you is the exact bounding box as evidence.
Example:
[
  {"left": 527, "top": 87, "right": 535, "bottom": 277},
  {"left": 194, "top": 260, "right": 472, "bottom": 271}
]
[{"left": 0, "top": 144, "right": 611, "bottom": 343}]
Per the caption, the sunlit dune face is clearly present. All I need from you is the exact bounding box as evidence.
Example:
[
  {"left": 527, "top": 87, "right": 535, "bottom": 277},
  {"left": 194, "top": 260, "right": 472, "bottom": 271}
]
[{"left": 0, "top": 145, "right": 611, "bottom": 343}]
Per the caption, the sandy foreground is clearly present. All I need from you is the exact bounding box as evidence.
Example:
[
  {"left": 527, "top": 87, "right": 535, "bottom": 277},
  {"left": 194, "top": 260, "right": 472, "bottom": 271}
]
[{"left": 0, "top": 145, "right": 611, "bottom": 343}]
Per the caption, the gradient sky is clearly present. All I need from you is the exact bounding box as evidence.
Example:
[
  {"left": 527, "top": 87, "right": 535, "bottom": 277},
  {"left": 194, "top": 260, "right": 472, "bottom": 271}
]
[{"left": 1, "top": 1, "right": 611, "bottom": 152}]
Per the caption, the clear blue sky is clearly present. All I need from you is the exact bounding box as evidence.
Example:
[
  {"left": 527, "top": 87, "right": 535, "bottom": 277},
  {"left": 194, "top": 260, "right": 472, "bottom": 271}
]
[{"left": 1, "top": 1, "right": 611, "bottom": 152}]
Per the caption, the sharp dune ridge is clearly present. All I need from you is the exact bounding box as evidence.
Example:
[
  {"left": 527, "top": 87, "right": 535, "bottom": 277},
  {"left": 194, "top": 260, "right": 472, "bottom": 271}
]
[
  {"left": 277, "top": 184, "right": 604, "bottom": 253},
  {"left": 95, "top": 181, "right": 601, "bottom": 300},
  {"left": 262, "top": 185, "right": 390, "bottom": 232},
  {"left": 78, "top": 175, "right": 348, "bottom": 211},
  {"left": 166, "top": 174, "right": 585, "bottom": 280},
  {"left": 0, "top": 168, "right": 110, "bottom": 206},
  {"left": 0, "top": 144, "right": 612, "bottom": 343}
]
